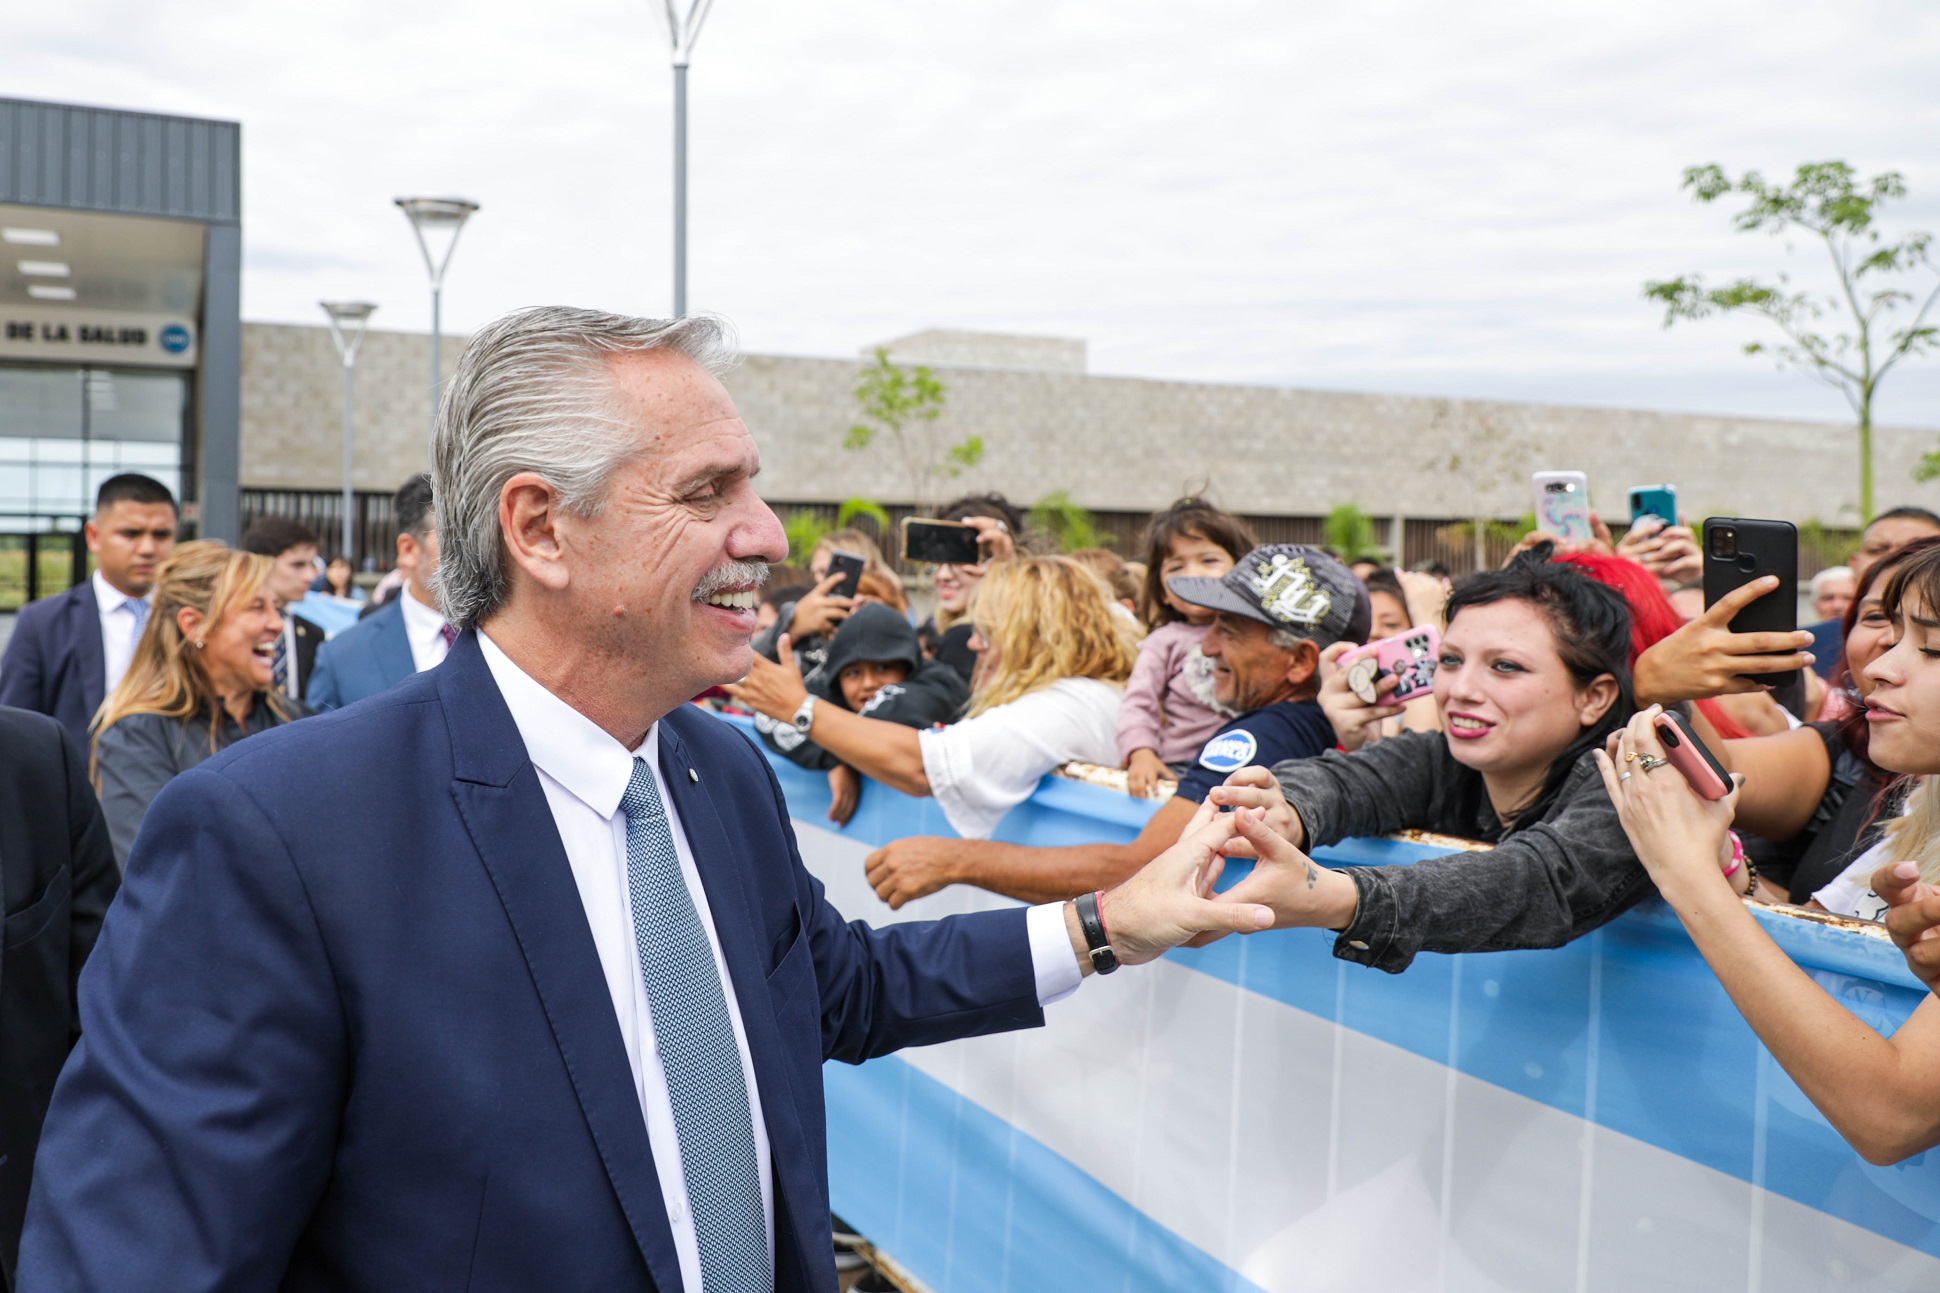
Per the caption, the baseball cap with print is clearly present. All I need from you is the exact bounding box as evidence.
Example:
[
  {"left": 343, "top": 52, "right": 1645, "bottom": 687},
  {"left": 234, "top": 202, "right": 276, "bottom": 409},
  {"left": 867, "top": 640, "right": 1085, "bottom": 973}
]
[{"left": 1167, "top": 544, "right": 1372, "bottom": 650}]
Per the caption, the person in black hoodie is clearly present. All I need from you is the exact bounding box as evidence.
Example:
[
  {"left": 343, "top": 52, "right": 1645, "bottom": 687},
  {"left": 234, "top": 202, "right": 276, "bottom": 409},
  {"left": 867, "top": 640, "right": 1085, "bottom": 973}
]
[{"left": 753, "top": 603, "right": 969, "bottom": 825}]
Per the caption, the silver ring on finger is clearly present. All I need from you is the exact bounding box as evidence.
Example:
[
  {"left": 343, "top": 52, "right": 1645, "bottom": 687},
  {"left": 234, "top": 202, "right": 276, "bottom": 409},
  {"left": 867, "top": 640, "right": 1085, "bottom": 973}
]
[
  {"left": 1618, "top": 771, "right": 1633, "bottom": 783},
  {"left": 1637, "top": 755, "right": 1668, "bottom": 773}
]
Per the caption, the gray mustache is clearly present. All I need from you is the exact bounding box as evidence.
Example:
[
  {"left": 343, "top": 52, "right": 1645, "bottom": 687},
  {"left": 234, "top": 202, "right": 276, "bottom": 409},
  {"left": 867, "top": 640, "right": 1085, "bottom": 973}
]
[{"left": 692, "top": 560, "right": 770, "bottom": 600}]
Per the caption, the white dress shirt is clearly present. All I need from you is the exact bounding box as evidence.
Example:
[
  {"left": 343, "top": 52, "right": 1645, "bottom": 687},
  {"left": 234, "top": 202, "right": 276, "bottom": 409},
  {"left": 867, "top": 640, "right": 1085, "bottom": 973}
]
[
  {"left": 92, "top": 570, "right": 153, "bottom": 697},
  {"left": 396, "top": 584, "right": 452, "bottom": 673},
  {"left": 476, "top": 632, "right": 1082, "bottom": 1291}
]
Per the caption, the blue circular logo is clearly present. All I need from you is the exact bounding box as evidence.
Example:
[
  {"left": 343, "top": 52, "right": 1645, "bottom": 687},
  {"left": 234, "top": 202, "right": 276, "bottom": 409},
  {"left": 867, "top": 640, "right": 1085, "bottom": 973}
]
[
  {"left": 1198, "top": 728, "right": 1259, "bottom": 774},
  {"left": 159, "top": 324, "right": 192, "bottom": 354}
]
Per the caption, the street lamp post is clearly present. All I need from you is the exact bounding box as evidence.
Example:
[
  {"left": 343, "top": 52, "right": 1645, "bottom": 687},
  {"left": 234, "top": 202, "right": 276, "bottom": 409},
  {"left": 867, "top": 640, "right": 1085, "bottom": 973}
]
[
  {"left": 394, "top": 197, "right": 480, "bottom": 433},
  {"left": 659, "top": 0, "right": 717, "bottom": 317},
  {"left": 320, "top": 301, "right": 377, "bottom": 565}
]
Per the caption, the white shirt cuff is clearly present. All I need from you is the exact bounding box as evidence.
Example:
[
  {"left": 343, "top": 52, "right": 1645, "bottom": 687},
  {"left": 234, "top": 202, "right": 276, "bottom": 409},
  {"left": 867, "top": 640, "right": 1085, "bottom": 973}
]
[{"left": 1026, "top": 901, "right": 1084, "bottom": 1006}]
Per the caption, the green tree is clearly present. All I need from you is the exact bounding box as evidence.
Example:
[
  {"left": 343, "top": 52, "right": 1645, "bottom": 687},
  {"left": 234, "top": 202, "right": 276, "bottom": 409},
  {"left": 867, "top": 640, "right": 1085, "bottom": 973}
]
[
  {"left": 1028, "top": 490, "right": 1114, "bottom": 552},
  {"left": 781, "top": 509, "right": 833, "bottom": 567},
  {"left": 1323, "top": 503, "right": 1381, "bottom": 564},
  {"left": 1644, "top": 162, "right": 1940, "bottom": 522},
  {"left": 835, "top": 497, "right": 892, "bottom": 538},
  {"left": 844, "top": 347, "right": 984, "bottom": 513}
]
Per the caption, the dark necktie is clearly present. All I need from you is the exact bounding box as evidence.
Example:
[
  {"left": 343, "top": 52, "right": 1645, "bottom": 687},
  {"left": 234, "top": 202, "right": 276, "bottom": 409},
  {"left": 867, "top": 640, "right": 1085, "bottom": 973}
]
[
  {"left": 620, "top": 759, "right": 768, "bottom": 1292},
  {"left": 439, "top": 622, "right": 457, "bottom": 652},
  {"left": 271, "top": 626, "right": 290, "bottom": 694}
]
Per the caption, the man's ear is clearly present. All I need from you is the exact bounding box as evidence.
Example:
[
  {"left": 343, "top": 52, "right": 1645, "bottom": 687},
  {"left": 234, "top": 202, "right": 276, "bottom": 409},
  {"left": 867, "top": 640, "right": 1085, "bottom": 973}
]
[
  {"left": 499, "top": 473, "right": 571, "bottom": 594},
  {"left": 1284, "top": 638, "right": 1321, "bottom": 690}
]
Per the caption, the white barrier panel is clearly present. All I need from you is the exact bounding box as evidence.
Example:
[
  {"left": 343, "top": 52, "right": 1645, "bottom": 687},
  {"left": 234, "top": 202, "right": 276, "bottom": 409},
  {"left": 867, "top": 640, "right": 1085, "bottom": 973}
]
[{"left": 724, "top": 719, "right": 1940, "bottom": 1291}]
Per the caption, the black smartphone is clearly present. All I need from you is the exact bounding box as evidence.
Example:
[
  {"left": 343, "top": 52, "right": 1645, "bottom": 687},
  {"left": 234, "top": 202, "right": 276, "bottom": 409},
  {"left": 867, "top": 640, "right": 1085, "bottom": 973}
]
[
  {"left": 901, "top": 517, "right": 982, "bottom": 566},
  {"left": 824, "top": 549, "right": 865, "bottom": 599},
  {"left": 1702, "top": 517, "right": 1799, "bottom": 688}
]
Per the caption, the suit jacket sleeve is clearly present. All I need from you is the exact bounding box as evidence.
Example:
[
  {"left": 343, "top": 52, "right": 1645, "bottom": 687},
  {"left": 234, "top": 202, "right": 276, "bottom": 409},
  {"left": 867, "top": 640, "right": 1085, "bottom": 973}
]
[
  {"left": 0, "top": 607, "right": 47, "bottom": 712},
  {"left": 756, "top": 755, "right": 1043, "bottom": 1064},
  {"left": 306, "top": 641, "right": 344, "bottom": 711},
  {"left": 18, "top": 770, "right": 345, "bottom": 1292},
  {"left": 56, "top": 723, "right": 118, "bottom": 1040}
]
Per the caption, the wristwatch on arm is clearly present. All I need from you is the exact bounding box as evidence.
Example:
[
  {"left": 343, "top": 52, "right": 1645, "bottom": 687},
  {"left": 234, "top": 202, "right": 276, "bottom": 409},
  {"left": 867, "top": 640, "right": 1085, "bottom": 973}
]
[{"left": 791, "top": 695, "right": 818, "bottom": 735}]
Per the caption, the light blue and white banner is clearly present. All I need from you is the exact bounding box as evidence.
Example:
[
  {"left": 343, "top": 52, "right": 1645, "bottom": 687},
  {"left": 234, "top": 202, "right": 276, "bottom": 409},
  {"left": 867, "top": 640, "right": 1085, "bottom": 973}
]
[{"left": 727, "top": 719, "right": 1940, "bottom": 1290}]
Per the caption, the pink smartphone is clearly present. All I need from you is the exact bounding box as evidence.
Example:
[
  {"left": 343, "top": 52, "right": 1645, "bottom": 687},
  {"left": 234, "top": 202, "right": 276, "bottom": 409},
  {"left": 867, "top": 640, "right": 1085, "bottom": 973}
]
[
  {"left": 1338, "top": 625, "right": 1441, "bottom": 706},
  {"left": 1653, "top": 710, "right": 1731, "bottom": 801}
]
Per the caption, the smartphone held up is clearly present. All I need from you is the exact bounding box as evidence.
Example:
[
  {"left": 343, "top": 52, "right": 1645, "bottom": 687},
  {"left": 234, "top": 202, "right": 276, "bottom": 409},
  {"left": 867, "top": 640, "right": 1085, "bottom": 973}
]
[
  {"left": 1532, "top": 471, "right": 1594, "bottom": 543},
  {"left": 901, "top": 517, "right": 984, "bottom": 566},
  {"left": 1701, "top": 517, "right": 1800, "bottom": 689}
]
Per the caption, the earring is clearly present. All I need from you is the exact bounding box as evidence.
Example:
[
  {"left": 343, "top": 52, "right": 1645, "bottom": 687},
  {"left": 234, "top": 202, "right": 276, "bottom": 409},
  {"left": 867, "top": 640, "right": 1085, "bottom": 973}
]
[{"left": 193, "top": 639, "right": 205, "bottom": 650}]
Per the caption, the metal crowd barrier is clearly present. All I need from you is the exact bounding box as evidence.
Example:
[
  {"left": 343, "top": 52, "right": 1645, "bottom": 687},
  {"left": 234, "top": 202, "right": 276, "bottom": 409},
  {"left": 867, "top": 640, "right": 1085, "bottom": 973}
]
[{"left": 720, "top": 716, "right": 1940, "bottom": 1291}]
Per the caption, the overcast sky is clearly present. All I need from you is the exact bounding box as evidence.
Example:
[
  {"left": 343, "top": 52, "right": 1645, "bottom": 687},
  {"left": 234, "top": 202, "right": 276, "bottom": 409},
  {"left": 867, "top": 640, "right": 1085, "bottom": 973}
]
[{"left": 12, "top": 0, "right": 1940, "bottom": 428}]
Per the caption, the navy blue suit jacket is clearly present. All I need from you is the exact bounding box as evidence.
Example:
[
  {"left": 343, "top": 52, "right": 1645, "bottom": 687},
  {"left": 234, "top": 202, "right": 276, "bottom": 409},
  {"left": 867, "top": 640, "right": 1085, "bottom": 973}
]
[
  {"left": 0, "top": 582, "right": 105, "bottom": 752},
  {"left": 21, "top": 634, "right": 1043, "bottom": 1292},
  {"left": 305, "top": 598, "right": 414, "bottom": 710}
]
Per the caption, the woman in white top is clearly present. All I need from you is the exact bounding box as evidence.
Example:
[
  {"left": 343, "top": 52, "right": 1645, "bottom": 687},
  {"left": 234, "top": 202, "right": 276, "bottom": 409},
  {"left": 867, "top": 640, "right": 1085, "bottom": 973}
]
[{"left": 729, "top": 554, "right": 1137, "bottom": 839}]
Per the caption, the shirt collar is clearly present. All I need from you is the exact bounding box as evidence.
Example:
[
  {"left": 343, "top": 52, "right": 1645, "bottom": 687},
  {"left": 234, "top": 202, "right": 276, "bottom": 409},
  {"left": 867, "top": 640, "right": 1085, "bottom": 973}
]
[
  {"left": 92, "top": 569, "right": 152, "bottom": 612},
  {"left": 397, "top": 585, "right": 447, "bottom": 643},
  {"left": 476, "top": 629, "right": 653, "bottom": 820}
]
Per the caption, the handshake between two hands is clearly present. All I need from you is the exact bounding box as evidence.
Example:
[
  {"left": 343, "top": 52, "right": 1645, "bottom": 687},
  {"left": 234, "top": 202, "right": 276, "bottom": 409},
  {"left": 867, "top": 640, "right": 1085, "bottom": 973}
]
[{"left": 1078, "top": 770, "right": 1358, "bottom": 973}]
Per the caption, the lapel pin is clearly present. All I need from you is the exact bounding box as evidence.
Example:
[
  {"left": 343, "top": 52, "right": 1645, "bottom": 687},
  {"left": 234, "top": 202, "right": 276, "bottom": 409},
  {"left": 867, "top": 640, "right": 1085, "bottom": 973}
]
[{"left": 688, "top": 768, "right": 699, "bottom": 783}]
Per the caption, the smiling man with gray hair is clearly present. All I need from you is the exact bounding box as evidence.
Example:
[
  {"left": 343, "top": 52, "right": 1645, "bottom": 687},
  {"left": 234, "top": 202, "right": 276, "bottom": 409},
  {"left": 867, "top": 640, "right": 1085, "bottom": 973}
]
[{"left": 20, "top": 306, "right": 1274, "bottom": 1292}]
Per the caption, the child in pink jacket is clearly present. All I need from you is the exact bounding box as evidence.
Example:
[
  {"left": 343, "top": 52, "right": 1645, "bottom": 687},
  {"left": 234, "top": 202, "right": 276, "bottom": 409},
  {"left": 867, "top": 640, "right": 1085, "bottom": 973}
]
[{"left": 1117, "top": 499, "right": 1257, "bottom": 797}]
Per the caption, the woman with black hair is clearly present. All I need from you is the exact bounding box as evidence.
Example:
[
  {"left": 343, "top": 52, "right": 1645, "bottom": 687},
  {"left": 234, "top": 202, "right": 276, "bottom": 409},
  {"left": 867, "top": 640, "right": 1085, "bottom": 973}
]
[{"left": 1201, "top": 555, "right": 1696, "bottom": 973}]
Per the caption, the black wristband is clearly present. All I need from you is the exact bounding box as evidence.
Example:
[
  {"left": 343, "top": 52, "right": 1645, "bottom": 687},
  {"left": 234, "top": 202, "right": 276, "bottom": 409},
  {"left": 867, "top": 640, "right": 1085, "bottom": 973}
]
[{"left": 1074, "top": 890, "right": 1120, "bottom": 975}]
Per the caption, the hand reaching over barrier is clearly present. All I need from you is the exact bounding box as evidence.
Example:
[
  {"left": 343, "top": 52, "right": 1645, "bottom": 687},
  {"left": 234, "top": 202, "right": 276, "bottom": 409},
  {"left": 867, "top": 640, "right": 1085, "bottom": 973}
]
[
  {"left": 1072, "top": 809, "right": 1276, "bottom": 970},
  {"left": 1196, "top": 766, "right": 1305, "bottom": 851}
]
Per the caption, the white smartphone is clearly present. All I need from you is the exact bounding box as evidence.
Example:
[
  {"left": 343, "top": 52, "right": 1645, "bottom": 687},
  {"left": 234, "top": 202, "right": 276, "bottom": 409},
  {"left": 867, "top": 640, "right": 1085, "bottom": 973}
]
[{"left": 1532, "top": 470, "right": 1593, "bottom": 543}]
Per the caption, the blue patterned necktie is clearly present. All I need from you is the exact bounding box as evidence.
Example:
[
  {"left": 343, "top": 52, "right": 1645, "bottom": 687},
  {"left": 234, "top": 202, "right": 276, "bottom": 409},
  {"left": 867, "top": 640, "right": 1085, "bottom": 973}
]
[
  {"left": 271, "top": 627, "right": 289, "bottom": 694},
  {"left": 125, "top": 596, "right": 150, "bottom": 647},
  {"left": 620, "top": 758, "right": 768, "bottom": 1293}
]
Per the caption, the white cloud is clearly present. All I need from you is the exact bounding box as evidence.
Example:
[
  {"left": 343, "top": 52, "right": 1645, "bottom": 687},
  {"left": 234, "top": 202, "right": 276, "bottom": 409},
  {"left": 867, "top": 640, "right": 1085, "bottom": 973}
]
[{"left": 11, "top": 0, "right": 1940, "bottom": 430}]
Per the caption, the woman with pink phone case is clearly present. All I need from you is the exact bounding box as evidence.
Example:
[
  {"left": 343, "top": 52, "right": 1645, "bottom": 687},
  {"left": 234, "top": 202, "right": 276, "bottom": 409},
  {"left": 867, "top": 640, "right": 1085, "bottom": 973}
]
[{"left": 1652, "top": 709, "right": 1731, "bottom": 801}]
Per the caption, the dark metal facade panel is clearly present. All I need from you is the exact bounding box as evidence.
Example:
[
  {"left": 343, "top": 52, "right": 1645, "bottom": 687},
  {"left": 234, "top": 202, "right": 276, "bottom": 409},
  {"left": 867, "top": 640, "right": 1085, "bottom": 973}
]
[{"left": 0, "top": 97, "right": 240, "bottom": 224}]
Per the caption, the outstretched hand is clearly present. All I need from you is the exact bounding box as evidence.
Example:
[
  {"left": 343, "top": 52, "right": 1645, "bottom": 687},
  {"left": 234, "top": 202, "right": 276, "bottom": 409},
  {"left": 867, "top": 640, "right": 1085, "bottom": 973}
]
[
  {"left": 722, "top": 634, "right": 811, "bottom": 722},
  {"left": 1631, "top": 577, "right": 1816, "bottom": 706},
  {"left": 1189, "top": 806, "right": 1360, "bottom": 945},
  {"left": 1185, "top": 766, "right": 1305, "bottom": 855},
  {"left": 1088, "top": 810, "right": 1275, "bottom": 969},
  {"left": 1876, "top": 861, "right": 1940, "bottom": 998}
]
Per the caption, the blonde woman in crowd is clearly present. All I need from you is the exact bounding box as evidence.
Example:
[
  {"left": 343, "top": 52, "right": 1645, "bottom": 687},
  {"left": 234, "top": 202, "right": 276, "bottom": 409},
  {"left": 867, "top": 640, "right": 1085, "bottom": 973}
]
[
  {"left": 92, "top": 541, "right": 309, "bottom": 866},
  {"left": 1597, "top": 541, "right": 1940, "bottom": 1165},
  {"left": 729, "top": 553, "right": 1137, "bottom": 839}
]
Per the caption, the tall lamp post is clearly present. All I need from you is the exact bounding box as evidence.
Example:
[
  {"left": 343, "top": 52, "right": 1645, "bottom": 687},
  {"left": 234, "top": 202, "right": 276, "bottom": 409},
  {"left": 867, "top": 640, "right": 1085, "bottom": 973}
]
[
  {"left": 394, "top": 197, "right": 480, "bottom": 433},
  {"left": 320, "top": 301, "right": 377, "bottom": 565},
  {"left": 658, "top": 0, "right": 717, "bottom": 317}
]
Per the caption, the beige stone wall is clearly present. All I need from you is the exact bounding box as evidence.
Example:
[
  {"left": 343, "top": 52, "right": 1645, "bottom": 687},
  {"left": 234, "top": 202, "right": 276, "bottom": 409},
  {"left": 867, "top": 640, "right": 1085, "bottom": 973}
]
[
  {"left": 240, "top": 323, "right": 457, "bottom": 492},
  {"left": 240, "top": 321, "right": 1940, "bottom": 526}
]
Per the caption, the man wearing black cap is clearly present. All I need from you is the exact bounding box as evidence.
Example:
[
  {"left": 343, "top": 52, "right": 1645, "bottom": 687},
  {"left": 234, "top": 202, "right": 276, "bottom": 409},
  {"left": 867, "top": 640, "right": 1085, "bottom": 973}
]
[{"left": 862, "top": 546, "right": 1371, "bottom": 909}]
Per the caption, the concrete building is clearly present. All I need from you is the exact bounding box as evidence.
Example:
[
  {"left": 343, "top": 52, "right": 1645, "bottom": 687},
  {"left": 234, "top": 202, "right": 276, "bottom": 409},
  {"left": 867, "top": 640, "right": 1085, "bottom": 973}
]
[
  {"left": 0, "top": 96, "right": 242, "bottom": 606},
  {"left": 236, "top": 322, "right": 1938, "bottom": 573}
]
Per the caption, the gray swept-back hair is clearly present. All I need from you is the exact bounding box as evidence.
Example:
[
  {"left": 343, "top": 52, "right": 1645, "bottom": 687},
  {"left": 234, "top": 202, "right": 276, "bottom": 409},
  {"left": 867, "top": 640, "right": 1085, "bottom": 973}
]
[{"left": 430, "top": 306, "right": 736, "bottom": 630}]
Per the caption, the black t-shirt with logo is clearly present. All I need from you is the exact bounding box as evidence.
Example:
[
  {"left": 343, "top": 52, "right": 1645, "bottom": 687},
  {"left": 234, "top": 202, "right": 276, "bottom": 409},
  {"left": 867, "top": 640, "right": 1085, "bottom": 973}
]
[{"left": 1173, "top": 700, "right": 1337, "bottom": 804}]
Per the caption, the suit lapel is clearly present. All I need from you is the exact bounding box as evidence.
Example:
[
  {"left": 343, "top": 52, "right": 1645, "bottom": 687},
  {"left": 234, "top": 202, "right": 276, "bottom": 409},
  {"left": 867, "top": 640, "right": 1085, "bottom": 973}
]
[
  {"left": 438, "top": 637, "right": 685, "bottom": 1290},
  {"left": 71, "top": 580, "right": 107, "bottom": 716},
  {"left": 658, "top": 718, "right": 823, "bottom": 1274}
]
